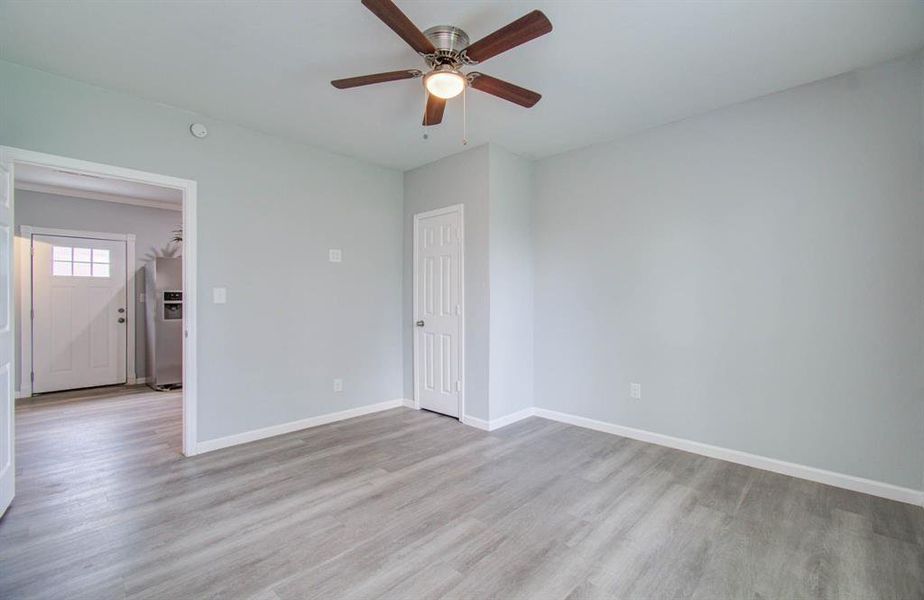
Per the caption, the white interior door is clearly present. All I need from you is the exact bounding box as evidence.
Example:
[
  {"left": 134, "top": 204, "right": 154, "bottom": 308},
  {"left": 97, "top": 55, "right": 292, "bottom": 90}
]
[
  {"left": 414, "top": 206, "right": 463, "bottom": 418},
  {"left": 0, "top": 164, "right": 13, "bottom": 516},
  {"left": 32, "top": 234, "right": 127, "bottom": 393}
]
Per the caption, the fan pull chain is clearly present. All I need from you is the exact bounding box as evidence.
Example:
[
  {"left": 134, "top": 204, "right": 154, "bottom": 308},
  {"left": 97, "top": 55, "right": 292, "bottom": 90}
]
[
  {"left": 462, "top": 85, "right": 468, "bottom": 146},
  {"left": 422, "top": 88, "right": 429, "bottom": 139}
]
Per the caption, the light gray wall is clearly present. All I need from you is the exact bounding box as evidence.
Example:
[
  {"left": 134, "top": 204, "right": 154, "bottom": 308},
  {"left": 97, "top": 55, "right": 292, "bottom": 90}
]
[
  {"left": 533, "top": 54, "right": 924, "bottom": 489},
  {"left": 403, "top": 144, "right": 535, "bottom": 422},
  {"left": 14, "top": 189, "right": 182, "bottom": 386},
  {"left": 488, "top": 146, "right": 534, "bottom": 420},
  {"left": 403, "top": 144, "right": 491, "bottom": 420},
  {"left": 0, "top": 60, "right": 404, "bottom": 443}
]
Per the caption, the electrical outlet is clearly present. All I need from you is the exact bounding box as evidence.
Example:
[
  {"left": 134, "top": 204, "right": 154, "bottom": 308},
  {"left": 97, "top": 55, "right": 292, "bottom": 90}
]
[
  {"left": 630, "top": 382, "right": 641, "bottom": 400},
  {"left": 333, "top": 378, "right": 343, "bottom": 392},
  {"left": 329, "top": 249, "right": 342, "bottom": 263}
]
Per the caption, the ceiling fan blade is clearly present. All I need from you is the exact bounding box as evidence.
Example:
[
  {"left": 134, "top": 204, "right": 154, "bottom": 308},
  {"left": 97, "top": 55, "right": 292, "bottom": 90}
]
[
  {"left": 361, "top": 0, "right": 436, "bottom": 55},
  {"left": 462, "top": 10, "right": 552, "bottom": 63},
  {"left": 423, "top": 94, "right": 446, "bottom": 126},
  {"left": 469, "top": 73, "right": 541, "bottom": 108},
  {"left": 331, "top": 69, "right": 420, "bottom": 89}
]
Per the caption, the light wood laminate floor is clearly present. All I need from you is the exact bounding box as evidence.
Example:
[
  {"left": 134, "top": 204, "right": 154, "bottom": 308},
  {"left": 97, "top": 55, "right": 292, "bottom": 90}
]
[{"left": 1, "top": 386, "right": 922, "bottom": 599}]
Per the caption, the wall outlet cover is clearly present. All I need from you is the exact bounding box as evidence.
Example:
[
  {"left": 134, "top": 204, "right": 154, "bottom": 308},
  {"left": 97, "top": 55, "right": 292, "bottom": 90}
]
[
  {"left": 329, "top": 249, "right": 342, "bottom": 263},
  {"left": 213, "top": 287, "right": 227, "bottom": 304},
  {"left": 333, "top": 378, "right": 343, "bottom": 392},
  {"left": 630, "top": 382, "right": 641, "bottom": 399}
]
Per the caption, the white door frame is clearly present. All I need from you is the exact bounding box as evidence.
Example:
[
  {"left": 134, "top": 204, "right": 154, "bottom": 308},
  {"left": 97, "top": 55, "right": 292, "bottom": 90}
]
[
  {"left": 20, "top": 226, "right": 137, "bottom": 395},
  {"left": 0, "top": 146, "right": 198, "bottom": 457},
  {"left": 412, "top": 204, "right": 465, "bottom": 419}
]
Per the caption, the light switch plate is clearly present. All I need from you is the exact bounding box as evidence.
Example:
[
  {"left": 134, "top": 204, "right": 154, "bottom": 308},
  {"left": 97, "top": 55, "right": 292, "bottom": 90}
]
[
  {"left": 329, "top": 249, "right": 342, "bottom": 263},
  {"left": 213, "top": 287, "right": 227, "bottom": 304},
  {"left": 630, "top": 382, "right": 641, "bottom": 400},
  {"left": 333, "top": 378, "right": 343, "bottom": 392}
]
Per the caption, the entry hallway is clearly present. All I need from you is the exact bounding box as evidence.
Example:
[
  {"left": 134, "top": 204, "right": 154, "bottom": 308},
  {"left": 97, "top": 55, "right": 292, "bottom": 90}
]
[{"left": 0, "top": 389, "right": 922, "bottom": 599}]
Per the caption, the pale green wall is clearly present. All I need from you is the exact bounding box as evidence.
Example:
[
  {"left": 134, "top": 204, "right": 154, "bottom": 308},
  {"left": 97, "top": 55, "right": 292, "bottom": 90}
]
[
  {"left": 533, "top": 54, "right": 924, "bottom": 489},
  {"left": 0, "top": 60, "right": 404, "bottom": 443},
  {"left": 403, "top": 145, "right": 491, "bottom": 420},
  {"left": 488, "top": 146, "right": 534, "bottom": 421},
  {"left": 403, "top": 144, "right": 535, "bottom": 423}
]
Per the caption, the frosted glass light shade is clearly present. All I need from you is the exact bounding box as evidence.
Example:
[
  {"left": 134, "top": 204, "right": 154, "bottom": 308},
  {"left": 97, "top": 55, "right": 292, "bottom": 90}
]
[{"left": 425, "top": 70, "right": 465, "bottom": 99}]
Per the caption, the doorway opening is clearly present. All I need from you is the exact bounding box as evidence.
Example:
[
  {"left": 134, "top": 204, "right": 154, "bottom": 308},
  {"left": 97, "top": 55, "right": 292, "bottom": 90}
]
[
  {"left": 22, "top": 226, "right": 138, "bottom": 393},
  {"left": 412, "top": 204, "right": 465, "bottom": 420},
  {"left": 0, "top": 149, "right": 198, "bottom": 494}
]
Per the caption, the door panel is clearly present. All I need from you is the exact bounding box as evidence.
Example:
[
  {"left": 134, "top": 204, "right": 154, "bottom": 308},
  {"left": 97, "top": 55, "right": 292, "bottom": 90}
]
[
  {"left": 50, "top": 287, "right": 73, "bottom": 371},
  {"left": 414, "top": 208, "right": 463, "bottom": 418},
  {"left": 32, "top": 235, "right": 127, "bottom": 393},
  {"left": 88, "top": 287, "right": 112, "bottom": 367},
  {"left": 0, "top": 163, "right": 13, "bottom": 516}
]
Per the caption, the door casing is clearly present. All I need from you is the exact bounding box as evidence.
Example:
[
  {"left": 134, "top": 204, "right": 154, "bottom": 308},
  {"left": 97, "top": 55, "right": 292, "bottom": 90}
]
[
  {"left": 0, "top": 162, "right": 13, "bottom": 517},
  {"left": 412, "top": 204, "right": 465, "bottom": 420},
  {"left": 22, "top": 227, "right": 136, "bottom": 394}
]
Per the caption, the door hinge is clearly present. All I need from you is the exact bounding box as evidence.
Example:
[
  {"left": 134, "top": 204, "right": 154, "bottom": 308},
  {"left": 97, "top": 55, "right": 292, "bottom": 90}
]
[
  {"left": 30, "top": 308, "right": 34, "bottom": 320},
  {"left": 456, "top": 380, "right": 462, "bottom": 392},
  {"left": 30, "top": 371, "right": 34, "bottom": 382}
]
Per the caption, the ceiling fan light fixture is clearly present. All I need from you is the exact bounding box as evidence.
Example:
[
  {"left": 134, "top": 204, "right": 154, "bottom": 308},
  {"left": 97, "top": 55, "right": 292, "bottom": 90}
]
[
  {"left": 331, "top": 2, "right": 552, "bottom": 126},
  {"left": 424, "top": 68, "right": 466, "bottom": 99}
]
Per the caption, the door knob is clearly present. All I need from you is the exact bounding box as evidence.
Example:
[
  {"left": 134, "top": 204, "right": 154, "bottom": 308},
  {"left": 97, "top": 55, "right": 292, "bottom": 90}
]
[
  {"left": 118, "top": 317, "right": 126, "bottom": 323},
  {"left": 118, "top": 308, "right": 125, "bottom": 313},
  {"left": 416, "top": 320, "right": 425, "bottom": 327}
]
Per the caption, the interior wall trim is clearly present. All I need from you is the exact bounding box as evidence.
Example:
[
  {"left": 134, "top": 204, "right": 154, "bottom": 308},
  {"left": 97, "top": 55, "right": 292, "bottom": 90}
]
[
  {"left": 195, "top": 398, "right": 411, "bottom": 454},
  {"left": 533, "top": 407, "right": 924, "bottom": 507},
  {"left": 15, "top": 181, "right": 182, "bottom": 212},
  {"left": 460, "top": 414, "right": 491, "bottom": 430},
  {"left": 461, "top": 407, "right": 534, "bottom": 431},
  {"left": 197, "top": 396, "right": 922, "bottom": 506}
]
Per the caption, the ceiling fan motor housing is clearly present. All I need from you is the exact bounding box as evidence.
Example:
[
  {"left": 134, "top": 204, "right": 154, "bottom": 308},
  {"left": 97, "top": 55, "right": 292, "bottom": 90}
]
[{"left": 423, "top": 25, "right": 470, "bottom": 67}]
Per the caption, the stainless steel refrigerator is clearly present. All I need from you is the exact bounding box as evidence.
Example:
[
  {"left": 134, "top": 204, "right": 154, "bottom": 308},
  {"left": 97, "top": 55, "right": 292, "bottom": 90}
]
[{"left": 145, "top": 257, "right": 182, "bottom": 390}]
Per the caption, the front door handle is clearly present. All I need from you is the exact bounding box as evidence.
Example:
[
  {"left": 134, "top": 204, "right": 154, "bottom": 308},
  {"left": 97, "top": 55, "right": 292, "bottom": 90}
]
[
  {"left": 416, "top": 320, "right": 425, "bottom": 327},
  {"left": 118, "top": 317, "right": 126, "bottom": 323}
]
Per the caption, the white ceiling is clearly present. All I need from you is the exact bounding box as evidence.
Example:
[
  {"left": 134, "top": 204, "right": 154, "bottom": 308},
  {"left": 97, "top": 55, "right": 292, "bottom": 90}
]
[
  {"left": 15, "top": 162, "right": 183, "bottom": 208},
  {"left": 1, "top": 1, "right": 923, "bottom": 170}
]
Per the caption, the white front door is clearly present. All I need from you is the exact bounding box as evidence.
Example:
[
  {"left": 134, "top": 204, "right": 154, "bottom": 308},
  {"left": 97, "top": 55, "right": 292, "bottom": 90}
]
[
  {"left": 414, "top": 206, "right": 463, "bottom": 418},
  {"left": 32, "top": 234, "right": 127, "bottom": 393},
  {"left": 0, "top": 164, "right": 13, "bottom": 516}
]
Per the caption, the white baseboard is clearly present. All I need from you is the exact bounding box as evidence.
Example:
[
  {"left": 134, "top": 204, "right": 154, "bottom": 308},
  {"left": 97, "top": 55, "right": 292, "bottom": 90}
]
[
  {"left": 533, "top": 408, "right": 924, "bottom": 507},
  {"left": 461, "top": 415, "right": 491, "bottom": 430},
  {"left": 191, "top": 398, "right": 922, "bottom": 506},
  {"left": 16, "top": 379, "right": 147, "bottom": 399},
  {"left": 489, "top": 407, "right": 536, "bottom": 430},
  {"left": 393, "top": 399, "right": 531, "bottom": 431},
  {"left": 195, "top": 399, "right": 409, "bottom": 454},
  {"left": 462, "top": 407, "right": 536, "bottom": 432}
]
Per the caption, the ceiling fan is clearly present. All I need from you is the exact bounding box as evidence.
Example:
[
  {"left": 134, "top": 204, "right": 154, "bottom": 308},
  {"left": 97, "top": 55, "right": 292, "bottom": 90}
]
[{"left": 331, "top": 0, "right": 552, "bottom": 126}]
